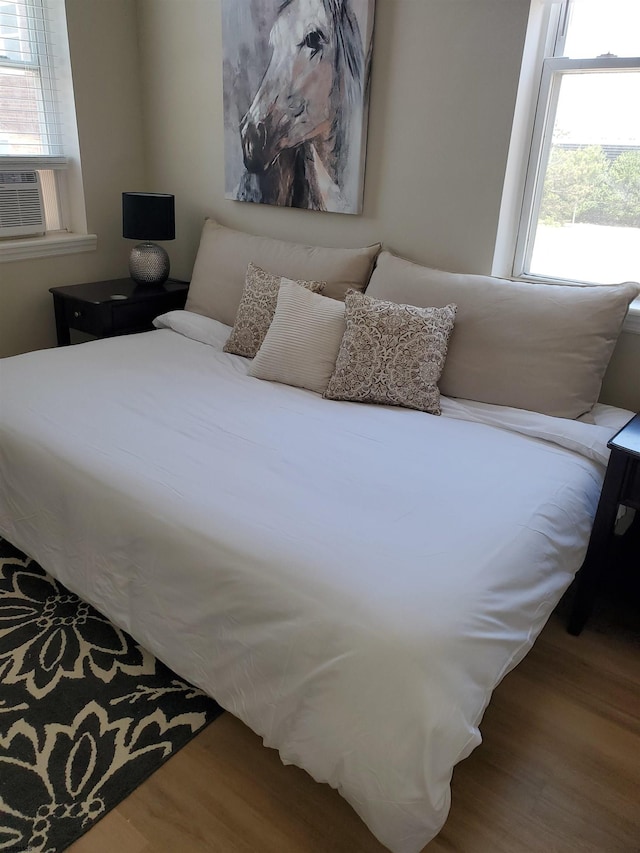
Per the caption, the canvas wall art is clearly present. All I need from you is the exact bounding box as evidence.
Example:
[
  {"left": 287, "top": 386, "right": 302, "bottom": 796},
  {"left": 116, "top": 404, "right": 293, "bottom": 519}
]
[{"left": 222, "top": 0, "right": 375, "bottom": 215}]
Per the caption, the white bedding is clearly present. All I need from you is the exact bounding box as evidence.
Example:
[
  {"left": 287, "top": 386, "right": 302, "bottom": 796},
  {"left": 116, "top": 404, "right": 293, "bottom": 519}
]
[{"left": 0, "top": 312, "right": 631, "bottom": 853}]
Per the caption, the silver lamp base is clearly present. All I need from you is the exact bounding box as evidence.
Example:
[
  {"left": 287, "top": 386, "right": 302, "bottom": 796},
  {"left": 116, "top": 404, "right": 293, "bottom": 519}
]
[{"left": 129, "top": 241, "right": 170, "bottom": 285}]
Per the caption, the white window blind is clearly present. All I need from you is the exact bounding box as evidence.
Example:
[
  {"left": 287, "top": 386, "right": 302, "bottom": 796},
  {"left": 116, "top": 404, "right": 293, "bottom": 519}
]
[
  {"left": 0, "top": 0, "right": 64, "bottom": 160},
  {"left": 0, "top": 0, "right": 92, "bottom": 255}
]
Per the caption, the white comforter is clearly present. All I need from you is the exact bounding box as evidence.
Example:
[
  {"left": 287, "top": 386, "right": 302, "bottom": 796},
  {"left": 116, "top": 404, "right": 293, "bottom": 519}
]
[{"left": 0, "top": 313, "right": 630, "bottom": 853}]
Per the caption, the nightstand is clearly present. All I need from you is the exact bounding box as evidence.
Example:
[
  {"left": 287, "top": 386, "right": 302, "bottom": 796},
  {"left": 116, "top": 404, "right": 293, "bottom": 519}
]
[
  {"left": 568, "top": 413, "right": 640, "bottom": 635},
  {"left": 49, "top": 278, "right": 189, "bottom": 346}
]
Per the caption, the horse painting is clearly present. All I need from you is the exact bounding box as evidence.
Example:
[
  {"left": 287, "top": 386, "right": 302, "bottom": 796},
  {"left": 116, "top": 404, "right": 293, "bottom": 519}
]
[{"left": 222, "top": 0, "right": 375, "bottom": 214}]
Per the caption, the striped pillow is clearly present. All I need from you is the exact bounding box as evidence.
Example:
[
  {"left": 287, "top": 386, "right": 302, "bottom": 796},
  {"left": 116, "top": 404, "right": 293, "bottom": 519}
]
[{"left": 249, "top": 279, "right": 345, "bottom": 394}]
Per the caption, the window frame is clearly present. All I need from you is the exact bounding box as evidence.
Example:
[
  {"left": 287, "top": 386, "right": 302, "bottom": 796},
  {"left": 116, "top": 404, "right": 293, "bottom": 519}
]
[
  {"left": 0, "top": 0, "right": 94, "bottom": 258},
  {"left": 495, "top": 0, "right": 640, "bottom": 328},
  {"left": 514, "top": 54, "right": 640, "bottom": 282}
]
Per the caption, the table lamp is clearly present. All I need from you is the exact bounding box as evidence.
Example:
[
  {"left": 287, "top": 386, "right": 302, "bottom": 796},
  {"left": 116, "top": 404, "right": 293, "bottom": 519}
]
[{"left": 122, "top": 192, "right": 175, "bottom": 285}]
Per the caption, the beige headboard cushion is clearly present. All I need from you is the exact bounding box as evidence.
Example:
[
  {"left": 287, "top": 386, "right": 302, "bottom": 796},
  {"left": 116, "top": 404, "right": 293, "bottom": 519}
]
[
  {"left": 186, "top": 218, "right": 381, "bottom": 327},
  {"left": 366, "top": 251, "right": 639, "bottom": 418}
]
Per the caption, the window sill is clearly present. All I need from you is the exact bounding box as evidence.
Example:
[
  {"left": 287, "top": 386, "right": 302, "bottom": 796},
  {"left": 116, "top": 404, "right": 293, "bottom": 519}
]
[{"left": 0, "top": 232, "right": 97, "bottom": 263}]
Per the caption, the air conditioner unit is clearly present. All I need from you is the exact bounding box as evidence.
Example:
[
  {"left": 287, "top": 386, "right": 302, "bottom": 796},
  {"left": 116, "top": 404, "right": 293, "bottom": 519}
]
[{"left": 0, "top": 170, "right": 46, "bottom": 238}]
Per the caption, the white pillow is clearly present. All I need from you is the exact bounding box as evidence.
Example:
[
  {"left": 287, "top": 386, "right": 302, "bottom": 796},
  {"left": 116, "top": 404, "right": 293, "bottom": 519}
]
[{"left": 249, "top": 280, "right": 346, "bottom": 394}]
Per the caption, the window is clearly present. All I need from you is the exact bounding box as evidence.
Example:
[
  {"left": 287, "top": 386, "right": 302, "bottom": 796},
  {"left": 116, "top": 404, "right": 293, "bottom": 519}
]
[
  {"left": 0, "top": 0, "right": 87, "bottom": 242},
  {"left": 508, "top": 0, "right": 640, "bottom": 287}
]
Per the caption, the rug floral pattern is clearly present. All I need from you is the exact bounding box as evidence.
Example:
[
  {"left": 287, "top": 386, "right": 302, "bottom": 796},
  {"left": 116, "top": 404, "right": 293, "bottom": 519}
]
[{"left": 0, "top": 540, "right": 223, "bottom": 853}]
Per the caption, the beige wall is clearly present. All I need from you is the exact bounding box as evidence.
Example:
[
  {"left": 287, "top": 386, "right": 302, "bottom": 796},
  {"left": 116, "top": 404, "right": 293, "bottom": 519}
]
[
  {"left": 600, "top": 332, "right": 640, "bottom": 412},
  {"left": 1, "top": 0, "right": 637, "bottom": 410},
  {"left": 0, "top": 0, "right": 147, "bottom": 358},
  {"left": 137, "top": 0, "right": 530, "bottom": 277}
]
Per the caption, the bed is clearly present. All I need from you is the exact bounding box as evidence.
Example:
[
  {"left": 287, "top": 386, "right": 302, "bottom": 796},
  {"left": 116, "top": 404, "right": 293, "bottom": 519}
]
[{"left": 1, "top": 219, "right": 638, "bottom": 853}]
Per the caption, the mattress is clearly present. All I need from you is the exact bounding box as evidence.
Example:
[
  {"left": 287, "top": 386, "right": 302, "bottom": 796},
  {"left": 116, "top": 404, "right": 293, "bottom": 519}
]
[{"left": 0, "top": 312, "right": 631, "bottom": 853}]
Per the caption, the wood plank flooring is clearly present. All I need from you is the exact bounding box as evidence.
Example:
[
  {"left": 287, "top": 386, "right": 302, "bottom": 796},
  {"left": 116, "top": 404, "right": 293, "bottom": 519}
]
[{"left": 70, "top": 565, "right": 640, "bottom": 853}]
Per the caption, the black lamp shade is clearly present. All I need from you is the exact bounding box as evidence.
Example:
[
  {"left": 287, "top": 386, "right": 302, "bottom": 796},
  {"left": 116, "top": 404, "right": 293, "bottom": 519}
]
[{"left": 122, "top": 192, "right": 175, "bottom": 241}]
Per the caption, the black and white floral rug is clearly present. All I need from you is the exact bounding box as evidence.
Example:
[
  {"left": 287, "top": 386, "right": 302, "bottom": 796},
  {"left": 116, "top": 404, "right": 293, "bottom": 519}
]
[{"left": 0, "top": 539, "right": 223, "bottom": 852}]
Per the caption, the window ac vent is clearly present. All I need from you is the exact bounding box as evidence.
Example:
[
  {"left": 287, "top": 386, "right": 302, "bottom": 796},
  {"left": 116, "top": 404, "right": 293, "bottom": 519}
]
[{"left": 0, "top": 171, "right": 46, "bottom": 238}]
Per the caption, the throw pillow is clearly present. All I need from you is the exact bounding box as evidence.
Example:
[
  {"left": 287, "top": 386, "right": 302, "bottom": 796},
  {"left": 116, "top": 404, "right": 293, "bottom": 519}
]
[
  {"left": 224, "top": 263, "right": 325, "bottom": 358},
  {"left": 249, "top": 279, "right": 346, "bottom": 394},
  {"left": 324, "top": 290, "right": 457, "bottom": 415}
]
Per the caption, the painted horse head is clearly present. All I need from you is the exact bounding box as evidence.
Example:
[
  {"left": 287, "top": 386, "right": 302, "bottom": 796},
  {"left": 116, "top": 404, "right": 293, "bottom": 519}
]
[{"left": 240, "top": 0, "right": 364, "bottom": 192}]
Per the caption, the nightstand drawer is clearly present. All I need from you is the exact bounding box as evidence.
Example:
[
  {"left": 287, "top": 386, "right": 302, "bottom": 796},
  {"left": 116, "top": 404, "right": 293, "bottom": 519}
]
[
  {"left": 111, "top": 300, "right": 161, "bottom": 332},
  {"left": 63, "top": 300, "right": 105, "bottom": 336},
  {"left": 622, "top": 458, "right": 640, "bottom": 510}
]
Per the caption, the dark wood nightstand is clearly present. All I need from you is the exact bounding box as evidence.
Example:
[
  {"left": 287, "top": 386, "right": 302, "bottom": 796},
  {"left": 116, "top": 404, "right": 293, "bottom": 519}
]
[
  {"left": 568, "top": 413, "right": 640, "bottom": 635},
  {"left": 49, "top": 278, "right": 190, "bottom": 346}
]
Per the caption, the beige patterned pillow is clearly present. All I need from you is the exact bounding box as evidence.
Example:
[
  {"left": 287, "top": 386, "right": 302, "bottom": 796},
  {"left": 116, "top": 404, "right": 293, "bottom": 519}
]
[
  {"left": 324, "top": 290, "right": 457, "bottom": 415},
  {"left": 224, "top": 263, "right": 325, "bottom": 358}
]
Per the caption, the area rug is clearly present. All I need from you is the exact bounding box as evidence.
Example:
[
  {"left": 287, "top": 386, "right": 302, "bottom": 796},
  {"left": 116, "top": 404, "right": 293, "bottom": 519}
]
[{"left": 0, "top": 539, "right": 224, "bottom": 852}]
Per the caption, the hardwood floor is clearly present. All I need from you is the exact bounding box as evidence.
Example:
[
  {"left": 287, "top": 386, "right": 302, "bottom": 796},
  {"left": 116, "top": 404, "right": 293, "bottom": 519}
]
[{"left": 70, "top": 560, "right": 640, "bottom": 853}]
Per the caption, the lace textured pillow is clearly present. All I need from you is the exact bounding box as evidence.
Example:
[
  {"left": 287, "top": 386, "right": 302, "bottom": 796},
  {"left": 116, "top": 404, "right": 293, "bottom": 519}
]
[
  {"left": 324, "top": 290, "right": 457, "bottom": 415},
  {"left": 224, "top": 263, "right": 325, "bottom": 358}
]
